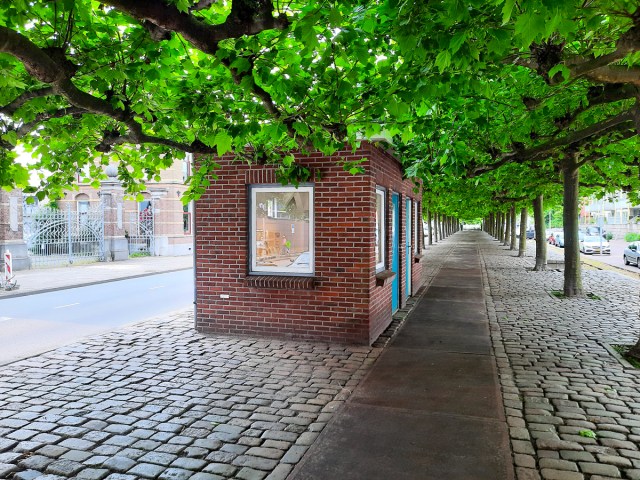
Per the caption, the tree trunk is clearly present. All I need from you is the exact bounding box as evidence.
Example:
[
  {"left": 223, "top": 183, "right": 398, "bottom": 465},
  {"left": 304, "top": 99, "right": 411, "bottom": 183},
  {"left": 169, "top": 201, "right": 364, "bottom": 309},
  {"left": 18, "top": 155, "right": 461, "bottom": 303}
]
[
  {"left": 503, "top": 210, "right": 511, "bottom": 246},
  {"left": 533, "top": 195, "right": 547, "bottom": 271},
  {"left": 439, "top": 214, "right": 445, "bottom": 239},
  {"left": 434, "top": 213, "right": 439, "bottom": 242},
  {"left": 510, "top": 206, "right": 517, "bottom": 250},
  {"left": 518, "top": 208, "right": 527, "bottom": 257},
  {"left": 427, "top": 208, "right": 433, "bottom": 245},
  {"left": 562, "top": 152, "right": 583, "bottom": 297}
]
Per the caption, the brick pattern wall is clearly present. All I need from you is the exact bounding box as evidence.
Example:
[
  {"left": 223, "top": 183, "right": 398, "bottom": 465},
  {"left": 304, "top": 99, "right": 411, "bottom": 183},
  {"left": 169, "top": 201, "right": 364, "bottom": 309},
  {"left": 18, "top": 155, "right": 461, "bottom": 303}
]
[{"left": 195, "top": 143, "right": 423, "bottom": 344}]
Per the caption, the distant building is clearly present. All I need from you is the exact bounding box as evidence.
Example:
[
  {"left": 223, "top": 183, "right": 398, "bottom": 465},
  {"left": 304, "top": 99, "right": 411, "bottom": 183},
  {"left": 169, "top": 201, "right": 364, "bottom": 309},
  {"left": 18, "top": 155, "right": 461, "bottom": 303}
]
[
  {"left": 581, "top": 192, "right": 640, "bottom": 235},
  {"left": 58, "top": 157, "right": 194, "bottom": 259}
]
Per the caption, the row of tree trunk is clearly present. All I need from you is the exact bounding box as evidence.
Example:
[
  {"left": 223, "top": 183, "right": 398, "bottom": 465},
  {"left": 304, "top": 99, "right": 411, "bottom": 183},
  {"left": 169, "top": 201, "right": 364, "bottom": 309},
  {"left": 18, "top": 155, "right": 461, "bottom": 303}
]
[
  {"left": 482, "top": 187, "right": 581, "bottom": 295},
  {"left": 482, "top": 207, "right": 529, "bottom": 258},
  {"left": 424, "top": 209, "right": 461, "bottom": 245}
]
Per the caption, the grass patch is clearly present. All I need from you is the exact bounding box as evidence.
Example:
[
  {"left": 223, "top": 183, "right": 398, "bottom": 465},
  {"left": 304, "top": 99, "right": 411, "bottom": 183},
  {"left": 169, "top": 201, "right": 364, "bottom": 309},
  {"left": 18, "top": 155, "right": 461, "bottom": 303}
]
[
  {"left": 612, "top": 344, "right": 640, "bottom": 369},
  {"left": 550, "top": 290, "right": 601, "bottom": 300},
  {"left": 129, "top": 251, "right": 151, "bottom": 258}
]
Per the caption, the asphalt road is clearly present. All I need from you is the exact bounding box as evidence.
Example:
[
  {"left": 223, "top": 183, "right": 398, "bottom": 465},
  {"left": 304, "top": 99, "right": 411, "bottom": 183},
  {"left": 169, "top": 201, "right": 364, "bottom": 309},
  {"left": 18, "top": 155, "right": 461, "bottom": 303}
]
[
  {"left": 548, "top": 238, "right": 640, "bottom": 274},
  {"left": 0, "top": 269, "right": 194, "bottom": 366}
]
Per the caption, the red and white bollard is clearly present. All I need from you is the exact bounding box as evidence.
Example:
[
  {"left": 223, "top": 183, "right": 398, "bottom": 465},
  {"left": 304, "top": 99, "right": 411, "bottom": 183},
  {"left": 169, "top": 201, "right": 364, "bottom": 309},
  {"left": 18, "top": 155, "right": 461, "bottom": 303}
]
[
  {"left": 3, "top": 250, "right": 17, "bottom": 290},
  {"left": 3, "top": 250, "right": 11, "bottom": 285}
]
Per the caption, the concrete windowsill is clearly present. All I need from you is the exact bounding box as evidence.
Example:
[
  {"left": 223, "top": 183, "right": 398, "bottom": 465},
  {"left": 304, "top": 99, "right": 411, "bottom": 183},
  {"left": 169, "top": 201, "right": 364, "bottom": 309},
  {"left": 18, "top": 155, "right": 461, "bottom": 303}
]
[
  {"left": 414, "top": 253, "right": 425, "bottom": 263},
  {"left": 375, "top": 270, "right": 396, "bottom": 287},
  {"left": 244, "top": 275, "right": 317, "bottom": 290}
]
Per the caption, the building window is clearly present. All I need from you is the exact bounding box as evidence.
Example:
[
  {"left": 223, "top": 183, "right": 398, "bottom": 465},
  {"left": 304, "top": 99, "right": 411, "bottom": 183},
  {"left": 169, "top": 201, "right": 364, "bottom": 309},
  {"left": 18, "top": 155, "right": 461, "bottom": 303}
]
[
  {"left": 183, "top": 203, "right": 192, "bottom": 235},
  {"left": 375, "top": 187, "right": 386, "bottom": 272},
  {"left": 250, "top": 185, "right": 313, "bottom": 275},
  {"left": 76, "top": 194, "right": 90, "bottom": 226}
]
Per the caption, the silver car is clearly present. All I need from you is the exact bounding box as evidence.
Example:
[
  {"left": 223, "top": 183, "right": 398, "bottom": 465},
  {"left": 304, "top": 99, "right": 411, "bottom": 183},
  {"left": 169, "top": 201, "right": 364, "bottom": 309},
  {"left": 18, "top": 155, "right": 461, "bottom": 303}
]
[{"left": 624, "top": 243, "right": 640, "bottom": 266}]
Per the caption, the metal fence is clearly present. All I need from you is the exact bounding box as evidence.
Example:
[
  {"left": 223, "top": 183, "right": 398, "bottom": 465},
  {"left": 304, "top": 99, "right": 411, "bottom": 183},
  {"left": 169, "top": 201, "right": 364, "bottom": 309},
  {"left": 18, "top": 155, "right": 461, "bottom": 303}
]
[
  {"left": 24, "top": 203, "right": 105, "bottom": 268},
  {"left": 126, "top": 206, "right": 154, "bottom": 255}
]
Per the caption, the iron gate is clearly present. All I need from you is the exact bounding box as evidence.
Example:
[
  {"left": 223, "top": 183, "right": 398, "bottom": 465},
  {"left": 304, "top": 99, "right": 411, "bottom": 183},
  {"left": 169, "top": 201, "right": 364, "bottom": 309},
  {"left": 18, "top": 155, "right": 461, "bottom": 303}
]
[
  {"left": 24, "top": 203, "right": 105, "bottom": 268},
  {"left": 126, "top": 205, "right": 154, "bottom": 255}
]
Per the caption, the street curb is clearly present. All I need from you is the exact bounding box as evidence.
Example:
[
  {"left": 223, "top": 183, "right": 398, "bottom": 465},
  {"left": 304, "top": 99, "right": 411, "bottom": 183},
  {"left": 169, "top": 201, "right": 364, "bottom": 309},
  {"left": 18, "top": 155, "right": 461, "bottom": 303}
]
[
  {"left": 0, "top": 267, "right": 193, "bottom": 300},
  {"left": 601, "top": 342, "right": 635, "bottom": 369},
  {"left": 0, "top": 307, "right": 193, "bottom": 368},
  {"left": 580, "top": 255, "right": 640, "bottom": 280}
]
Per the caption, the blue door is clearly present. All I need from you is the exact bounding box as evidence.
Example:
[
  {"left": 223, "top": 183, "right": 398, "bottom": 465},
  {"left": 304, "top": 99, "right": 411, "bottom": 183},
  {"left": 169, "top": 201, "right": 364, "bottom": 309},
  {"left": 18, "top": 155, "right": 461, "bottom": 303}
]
[
  {"left": 391, "top": 193, "right": 400, "bottom": 313},
  {"left": 405, "top": 199, "right": 412, "bottom": 300}
]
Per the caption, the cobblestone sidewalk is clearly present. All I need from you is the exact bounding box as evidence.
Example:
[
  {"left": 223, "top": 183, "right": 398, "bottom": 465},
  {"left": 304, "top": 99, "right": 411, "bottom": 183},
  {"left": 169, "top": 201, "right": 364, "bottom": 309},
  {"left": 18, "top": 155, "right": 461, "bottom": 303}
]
[
  {"left": 483, "top": 238, "right": 640, "bottom": 480},
  {"left": 0, "top": 311, "right": 381, "bottom": 480}
]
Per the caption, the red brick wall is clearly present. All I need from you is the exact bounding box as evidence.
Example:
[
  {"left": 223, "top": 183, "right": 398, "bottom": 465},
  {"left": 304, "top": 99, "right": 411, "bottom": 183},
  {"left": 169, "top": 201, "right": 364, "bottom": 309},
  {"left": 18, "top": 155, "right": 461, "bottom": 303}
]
[
  {"left": 365, "top": 144, "right": 423, "bottom": 343},
  {"left": 194, "top": 143, "right": 423, "bottom": 344}
]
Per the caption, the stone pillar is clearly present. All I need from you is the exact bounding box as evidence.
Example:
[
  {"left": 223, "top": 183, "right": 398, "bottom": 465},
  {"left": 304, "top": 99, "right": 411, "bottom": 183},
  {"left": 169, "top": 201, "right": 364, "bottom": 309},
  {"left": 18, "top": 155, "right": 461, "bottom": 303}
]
[
  {"left": 101, "top": 167, "right": 129, "bottom": 261},
  {"left": 0, "top": 189, "right": 30, "bottom": 270}
]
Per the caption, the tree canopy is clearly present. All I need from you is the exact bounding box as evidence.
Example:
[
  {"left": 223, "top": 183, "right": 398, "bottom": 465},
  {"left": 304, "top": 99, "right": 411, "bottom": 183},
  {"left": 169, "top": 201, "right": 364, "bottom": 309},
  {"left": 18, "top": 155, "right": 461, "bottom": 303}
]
[{"left": 1, "top": 0, "right": 640, "bottom": 216}]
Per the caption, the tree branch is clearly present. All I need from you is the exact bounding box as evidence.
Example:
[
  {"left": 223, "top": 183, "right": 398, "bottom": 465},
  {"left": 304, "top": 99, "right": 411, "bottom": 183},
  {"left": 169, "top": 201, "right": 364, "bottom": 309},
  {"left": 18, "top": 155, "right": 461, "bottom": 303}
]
[
  {"left": 16, "top": 106, "right": 85, "bottom": 136},
  {"left": 569, "top": 24, "right": 640, "bottom": 79},
  {"left": 0, "top": 87, "right": 56, "bottom": 115},
  {"left": 514, "top": 109, "right": 636, "bottom": 161},
  {"left": 584, "top": 65, "right": 640, "bottom": 87},
  {"left": 102, "top": 0, "right": 289, "bottom": 56}
]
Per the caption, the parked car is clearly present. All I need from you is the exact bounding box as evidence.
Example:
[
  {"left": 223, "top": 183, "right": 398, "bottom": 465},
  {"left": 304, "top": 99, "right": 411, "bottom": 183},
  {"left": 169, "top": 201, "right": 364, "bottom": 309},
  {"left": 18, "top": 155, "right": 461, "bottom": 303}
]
[
  {"left": 552, "top": 232, "right": 564, "bottom": 248},
  {"left": 579, "top": 235, "right": 611, "bottom": 255},
  {"left": 624, "top": 243, "right": 640, "bottom": 267},
  {"left": 581, "top": 225, "right": 606, "bottom": 238},
  {"left": 525, "top": 229, "right": 535, "bottom": 239}
]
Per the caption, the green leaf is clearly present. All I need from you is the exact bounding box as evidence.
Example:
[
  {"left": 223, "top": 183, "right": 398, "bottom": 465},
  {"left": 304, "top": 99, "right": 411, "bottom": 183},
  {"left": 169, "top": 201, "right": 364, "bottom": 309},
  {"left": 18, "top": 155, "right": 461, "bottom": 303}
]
[
  {"left": 514, "top": 11, "right": 546, "bottom": 47},
  {"left": 283, "top": 155, "right": 294, "bottom": 167},
  {"left": 501, "top": 0, "right": 515, "bottom": 24},
  {"left": 214, "top": 130, "right": 233, "bottom": 156},
  {"left": 293, "top": 122, "right": 310, "bottom": 136},
  {"left": 548, "top": 64, "right": 571, "bottom": 82},
  {"left": 449, "top": 32, "right": 467, "bottom": 55},
  {"left": 435, "top": 50, "right": 452, "bottom": 73},
  {"left": 328, "top": 7, "right": 342, "bottom": 26}
]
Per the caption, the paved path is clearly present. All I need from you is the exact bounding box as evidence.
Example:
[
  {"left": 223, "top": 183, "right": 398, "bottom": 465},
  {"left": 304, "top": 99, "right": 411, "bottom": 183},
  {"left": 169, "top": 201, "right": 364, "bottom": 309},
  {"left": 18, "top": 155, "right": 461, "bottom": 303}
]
[
  {"left": 289, "top": 234, "right": 513, "bottom": 479},
  {"left": 1, "top": 233, "right": 640, "bottom": 479}
]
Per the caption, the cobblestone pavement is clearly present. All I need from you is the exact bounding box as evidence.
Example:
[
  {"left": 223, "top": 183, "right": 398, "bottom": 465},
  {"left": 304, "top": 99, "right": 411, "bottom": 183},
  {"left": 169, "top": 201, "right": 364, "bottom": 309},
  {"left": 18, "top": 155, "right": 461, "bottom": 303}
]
[
  {"left": 0, "top": 311, "right": 381, "bottom": 480},
  {"left": 482, "top": 236, "right": 640, "bottom": 480},
  {"left": 5, "top": 233, "right": 640, "bottom": 480}
]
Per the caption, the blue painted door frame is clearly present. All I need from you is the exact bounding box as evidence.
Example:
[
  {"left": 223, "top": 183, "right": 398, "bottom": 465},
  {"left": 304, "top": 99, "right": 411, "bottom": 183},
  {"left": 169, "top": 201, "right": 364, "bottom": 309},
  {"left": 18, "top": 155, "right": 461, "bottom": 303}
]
[
  {"left": 391, "top": 193, "right": 400, "bottom": 313},
  {"left": 405, "top": 199, "right": 412, "bottom": 300}
]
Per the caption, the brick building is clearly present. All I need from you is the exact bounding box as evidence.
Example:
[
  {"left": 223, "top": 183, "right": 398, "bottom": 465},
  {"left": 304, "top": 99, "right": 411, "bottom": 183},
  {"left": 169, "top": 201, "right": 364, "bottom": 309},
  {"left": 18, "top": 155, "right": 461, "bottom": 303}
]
[{"left": 194, "top": 142, "right": 425, "bottom": 345}]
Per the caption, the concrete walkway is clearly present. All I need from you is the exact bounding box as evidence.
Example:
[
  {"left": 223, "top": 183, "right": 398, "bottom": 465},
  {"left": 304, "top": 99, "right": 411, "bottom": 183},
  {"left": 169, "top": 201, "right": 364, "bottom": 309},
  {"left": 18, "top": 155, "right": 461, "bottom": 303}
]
[
  {"left": 289, "top": 232, "right": 514, "bottom": 479},
  {"left": 0, "top": 255, "right": 193, "bottom": 298}
]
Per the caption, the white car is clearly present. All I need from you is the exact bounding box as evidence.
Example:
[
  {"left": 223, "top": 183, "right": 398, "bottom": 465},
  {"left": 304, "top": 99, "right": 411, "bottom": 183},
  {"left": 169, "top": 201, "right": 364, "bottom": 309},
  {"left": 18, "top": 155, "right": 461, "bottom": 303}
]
[{"left": 579, "top": 235, "right": 610, "bottom": 255}]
